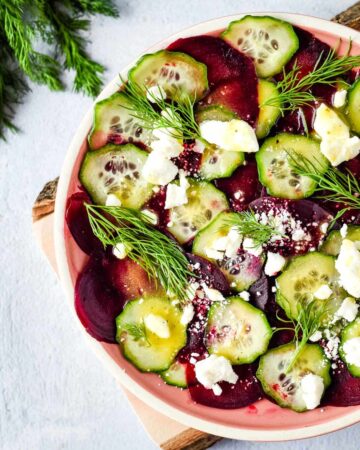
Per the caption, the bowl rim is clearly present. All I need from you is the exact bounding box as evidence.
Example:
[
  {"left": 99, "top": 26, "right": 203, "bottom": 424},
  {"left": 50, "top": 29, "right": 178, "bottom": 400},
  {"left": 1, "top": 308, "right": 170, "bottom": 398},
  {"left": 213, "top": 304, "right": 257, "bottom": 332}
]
[{"left": 54, "top": 12, "right": 360, "bottom": 441}]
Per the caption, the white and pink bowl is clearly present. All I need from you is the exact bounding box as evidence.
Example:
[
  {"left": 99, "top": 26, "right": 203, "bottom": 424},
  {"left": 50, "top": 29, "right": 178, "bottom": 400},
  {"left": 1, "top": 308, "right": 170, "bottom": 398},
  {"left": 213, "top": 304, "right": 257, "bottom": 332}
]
[{"left": 54, "top": 13, "right": 360, "bottom": 441}]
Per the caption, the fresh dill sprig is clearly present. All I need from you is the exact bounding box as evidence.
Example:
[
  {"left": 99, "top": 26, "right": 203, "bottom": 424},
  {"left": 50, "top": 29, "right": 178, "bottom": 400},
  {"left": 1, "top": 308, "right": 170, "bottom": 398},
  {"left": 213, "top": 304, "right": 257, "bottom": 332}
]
[
  {"left": 286, "top": 300, "right": 327, "bottom": 372},
  {"left": 288, "top": 151, "right": 360, "bottom": 217},
  {"left": 123, "top": 321, "right": 150, "bottom": 345},
  {"left": 85, "top": 204, "right": 194, "bottom": 302},
  {"left": 119, "top": 77, "right": 201, "bottom": 141},
  {"left": 263, "top": 48, "right": 360, "bottom": 113},
  {"left": 226, "top": 210, "right": 282, "bottom": 248}
]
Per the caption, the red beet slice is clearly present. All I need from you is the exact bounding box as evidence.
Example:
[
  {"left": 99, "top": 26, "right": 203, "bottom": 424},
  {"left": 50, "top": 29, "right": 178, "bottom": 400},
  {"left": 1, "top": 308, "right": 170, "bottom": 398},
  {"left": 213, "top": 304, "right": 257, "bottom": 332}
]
[
  {"left": 200, "top": 78, "right": 258, "bottom": 127},
  {"left": 102, "top": 254, "right": 157, "bottom": 302},
  {"left": 187, "top": 253, "right": 230, "bottom": 294},
  {"left": 188, "top": 363, "right": 262, "bottom": 409},
  {"left": 215, "top": 160, "right": 262, "bottom": 212},
  {"left": 175, "top": 144, "right": 202, "bottom": 176},
  {"left": 322, "top": 360, "right": 360, "bottom": 406},
  {"left": 249, "top": 197, "right": 333, "bottom": 256},
  {"left": 142, "top": 186, "right": 170, "bottom": 230},
  {"left": 65, "top": 191, "right": 102, "bottom": 255},
  {"left": 75, "top": 253, "right": 125, "bottom": 343},
  {"left": 168, "top": 35, "right": 256, "bottom": 87}
]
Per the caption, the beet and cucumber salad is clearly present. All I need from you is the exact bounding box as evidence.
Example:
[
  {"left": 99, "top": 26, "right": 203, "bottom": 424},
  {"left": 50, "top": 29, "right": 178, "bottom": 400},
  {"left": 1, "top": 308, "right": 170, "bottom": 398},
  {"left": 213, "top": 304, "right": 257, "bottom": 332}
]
[{"left": 66, "top": 15, "right": 360, "bottom": 412}]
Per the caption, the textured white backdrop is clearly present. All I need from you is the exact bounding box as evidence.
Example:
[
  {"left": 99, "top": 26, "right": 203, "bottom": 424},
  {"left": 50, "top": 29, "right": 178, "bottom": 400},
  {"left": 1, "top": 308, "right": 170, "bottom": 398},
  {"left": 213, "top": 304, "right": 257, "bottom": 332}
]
[{"left": 1, "top": 1, "right": 360, "bottom": 449}]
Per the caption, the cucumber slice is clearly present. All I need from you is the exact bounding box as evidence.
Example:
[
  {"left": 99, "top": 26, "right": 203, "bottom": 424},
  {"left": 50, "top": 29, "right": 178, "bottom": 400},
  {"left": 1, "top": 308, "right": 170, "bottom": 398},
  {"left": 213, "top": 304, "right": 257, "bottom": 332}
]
[
  {"left": 221, "top": 15, "right": 299, "bottom": 78},
  {"left": 206, "top": 297, "right": 272, "bottom": 364},
  {"left": 167, "top": 179, "right": 228, "bottom": 244},
  {"left": 128, "top": 50, "right": 208, "bottom": 102},
  {"left": 196, "top": 106, "right": 245, "bottom": 180},
  {"left": 340, "top": 317, "right": 360, "bottom": 377},
  {"left": 256, "top": 343, "right": 331, "bottom": 412},
  {"left": 88, "top": 92, "right": 152, "bottom": 150},
  {"left": 256, "top": 133, "right": 328, "bottom": 199},
  {"left": 256, "top": 79, "right": 281, "bottom": 139},
  {"left": 116, "top": 295, "right": 187, "bottom": 372},
  {"left": 321, "top": 226, "right": 360, "bottom": 256},
  {"left": 79, "top": 144, "right": 153, "bottom": 208},
  {"left": 276, "top": 252, "right": 346, "bottom": 324},
  {"left": 160, "top": 360, "right": 188, "bottom": 388},
  {"left": 192, "top": 211, "right": 264, "bottom": 291},
  {"left": 348, "top": 78, "right": 360, "bottom": 134}
]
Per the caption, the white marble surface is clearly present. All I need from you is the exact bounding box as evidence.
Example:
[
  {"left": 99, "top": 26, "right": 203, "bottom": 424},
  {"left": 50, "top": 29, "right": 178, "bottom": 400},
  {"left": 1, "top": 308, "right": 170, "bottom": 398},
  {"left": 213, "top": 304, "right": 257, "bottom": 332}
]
[{"left": 1, "top": 0, "right": 360, "bottom": 448}]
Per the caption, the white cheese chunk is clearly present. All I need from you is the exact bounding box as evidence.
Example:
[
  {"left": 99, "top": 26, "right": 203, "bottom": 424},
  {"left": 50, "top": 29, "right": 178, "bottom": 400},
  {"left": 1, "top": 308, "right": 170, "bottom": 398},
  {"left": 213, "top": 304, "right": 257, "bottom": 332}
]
[
  {"left": 343, "top": 337, "right": 360, "bottom": 367},
  {"left": 309, "top": 330, "right": 322, "bottom": 342},
  {"left": 141, "top": 208, "right": 158, "bottom": 225},
  {"left": 202, "top": 284, "right": 225, "bottom": 301},
  {"left": 146, "top": 85, "right": 166, "bottom": 102},
  {"left": 164, "top": 170, "right": 189, "bottom": 209},
  {"left": 264, "top": 252, "right": 286, "bottom": 276},
  {"left": 334, "top": 297, "right": 359, "bottom": 322},
  {"left": 194, "top": 355, "right": 238, "bottom": 392},
  {"left": 113, "top": 243, "right": 128, "bottom": 259},
  {"left": 144, "top": 314, "right": 170, "bottom": 339},
  {"left": 335, "top": 239, "right": 360, "bottom": 297},
  {"left": 333, "top": 89, "right": 347, "bottom": 108},
  {"left": 340, "top": 223, "right": 348, "bottom": 238},
  {"left": 314, "top": 284, "right": 333, "bottom": 300},
  {"left": 212, "top": 383, "right": 223, "bottom": 396},
  {"left": 314, "top": 103, "right": 360, "bottom": 166},
  {"left": 239, "top": 291, "right": 250, "bottom": 301},
  {"left": 105, "top": 194, "right": 122, "bottom": 207},
  {"left": 180, "top": 303, "right": 195, "bottom": 325},
  {"left": 142, "top": 149, "right": 178, "bottom": 185},
  {"left": 199, "top": 119, "right": 259, "bottom": 153},
  {"left": 300, "top": 373, "right": 324, "bottom": 410},
  {"left": 242, "top": 237, "right": 263, "bottom": 257}
]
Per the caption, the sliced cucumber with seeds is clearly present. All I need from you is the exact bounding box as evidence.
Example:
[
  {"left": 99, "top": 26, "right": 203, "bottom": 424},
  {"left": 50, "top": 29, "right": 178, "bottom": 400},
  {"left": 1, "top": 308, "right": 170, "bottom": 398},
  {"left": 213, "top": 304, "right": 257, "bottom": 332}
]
[
  {"left": 221, "top": 15, "right": 299, "bottom": 78},
  {"left": 347, "top": 78, "right": 360, "bottom": 134},
  {"left": 340, "top": 317, "right": 360, "bottom": 377},
  {"left": 205, "top": 297, "right": 271, "bottom": 364},
  {"left": 196, "top": 106, "right": 244, "bottom": 180},
  {"left": 160, "top": 360, "right": 188, "bottom": 388},
  {"left": 167, "top": 178, "right": 228, "bottom": 244},
  {"left": 276, "top": 252, "right": 347, "bottom": 324},
  {"left": 128, "top": 50, "right": 208, "bottom": 102},
  {"left": 116, "top": 295, "right": 187, "bottom": 372},
  {"left": 192, "top": 211, "right": 264, "bottom": 291},
  {"left": 256, "top": 343, "right": 331, "bottom": 412},
  {"left": 256, "top": 79, "right": 281, "bottom": 139},
  {"left": 321, "top": 226, "right": 360, "bottom": 256},
  {"left": 256, "top": 133, "right": 328, "bottom": 199},
  {"left": 79, "top": 144, "right": 153, "bottom": 209},
  {"left": 88, "top": 92, "right": 152, "bottom": 150}
]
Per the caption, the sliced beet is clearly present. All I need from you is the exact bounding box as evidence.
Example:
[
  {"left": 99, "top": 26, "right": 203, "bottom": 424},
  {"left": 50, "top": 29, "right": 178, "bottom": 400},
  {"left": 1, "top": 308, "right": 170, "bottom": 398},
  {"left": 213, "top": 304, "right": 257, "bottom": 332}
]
[
  {"left": 188, "top": 363, "right": 262, "bottom": 409},
  {"left": 168, "top": 35, "right": 256, "bottom": 88},
  {"left": 249, "top": 197, "right": 333, "bottom": 256},
  {"left": 142, "top": 186, "right": 170, "bottom": 230},
  {"left": 322, "top": 360, "right": 360, "bottom": 406},
  {"left": 200, "top": 78, "right": 258, "bottom": 127},
  {"left": 65, "top": 191, "right": 102, "bottom": 255},
  {"left": 75, "top": 253, "right": 125, "bottom": 343},
  {"left": 102, "top": 254, "right": 157, "bottom": 301},
  {"left": 187, "top": 253, "right": 230, "bottom": 294},
  {"left": 175, "top": 144, "right": 202, "bottom": 176},
  {"left": 215, "top": 160, "right": 262, "bottom": 212}
]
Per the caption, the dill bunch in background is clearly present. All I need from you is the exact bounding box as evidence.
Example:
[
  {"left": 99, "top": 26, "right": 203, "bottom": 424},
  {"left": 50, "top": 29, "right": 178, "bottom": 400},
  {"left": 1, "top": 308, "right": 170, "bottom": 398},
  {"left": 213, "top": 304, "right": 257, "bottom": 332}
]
[{"left": 0, "top": 0, "right": 118, "bottom": 140}]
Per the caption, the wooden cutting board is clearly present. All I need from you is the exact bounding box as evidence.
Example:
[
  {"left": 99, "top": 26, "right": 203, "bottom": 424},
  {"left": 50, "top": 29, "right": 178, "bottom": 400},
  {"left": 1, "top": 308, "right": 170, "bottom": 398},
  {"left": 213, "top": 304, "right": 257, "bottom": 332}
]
[{"left": 32, "top": 5, "right": 360, "bottom": 448}]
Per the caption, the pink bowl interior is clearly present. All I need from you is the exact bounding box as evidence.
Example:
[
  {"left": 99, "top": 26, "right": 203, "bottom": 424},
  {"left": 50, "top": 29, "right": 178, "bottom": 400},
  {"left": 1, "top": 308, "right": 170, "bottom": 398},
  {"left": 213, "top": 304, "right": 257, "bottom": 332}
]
[{"left": 63, "top": 23, "right": 360, "bottom": 437}]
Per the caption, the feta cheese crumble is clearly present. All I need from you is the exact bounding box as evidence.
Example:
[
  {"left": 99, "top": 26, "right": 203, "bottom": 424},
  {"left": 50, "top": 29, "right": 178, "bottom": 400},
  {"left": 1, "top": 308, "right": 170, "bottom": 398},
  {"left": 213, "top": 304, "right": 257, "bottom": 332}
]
[
  {"left": 314, "top": 104, "right": 360, "bottom": 166},
  {"left": 202, "top": 284, "right": 225, "bottom": 302},
  {"left": 144, "top": 314, "right": 170, "bottom": 339},
  {"left": 239, "top": 291, "right": 250, "bottom": 301},
  {"left": 242, "top": 238, "right": 263, "bottom": 257},
  {"left": 334, "top": 297, "right": 359, "bottom": 322},
  {"left": 199, "top": 119, "right": 259, "bottom": 153},
  {"left": 194, "top": 354, "right": 238, "bottom": 395},
  {"left": 340, "top": 224, "right": 348, "bottom": 238},
  {"left": 180, "top": 303, "right": 195, "bottom": 325},
  {"left": 113, "top": 243, "right": 128, "bottom": 259},
  {"left": 142, "top": 149, "right": 178, "bottom": 185},
  {"left": 343, "top": 337, "right": 360, "bottom": 367},
  {"left": 333, "top": 89, "right": 347, "bottom": 108},
  {"left": 300, "top": 374, "right": 324, "bottom": 410},
  {"left": 141, "top": 208, "right": 158, "bottom": 225},
  {"left": 105, "top": 194, "right": 122, "bottom": 207},
  {"left": 264, "top": 252, "right": 286, "bottom": 276},
  {"left": 313, "top": 284, "right": 333, "bottom": 300},
  {"left": 309, "top": 330, "right": 322, "bottom": 342},
  {"left": 335, "top": 239, "right": 360, "bottom": 298},
  {"left": 165, "top": 170, "right": 189, "bottom": 209},
  {"left": 146, "top": 85, "right": 166, "bottom": 102}
]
